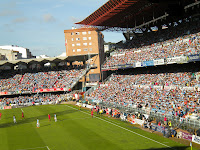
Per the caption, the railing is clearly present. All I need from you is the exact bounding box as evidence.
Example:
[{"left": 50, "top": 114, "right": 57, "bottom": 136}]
[
  {"left": 85, "top": 85, "right": 99, "bottom": 97},
  {"left": 87, "top": 100, "right": 200, "bottom": 130},
  {"left": 70, "top": 66, "right": 92, "bottom": 90}
]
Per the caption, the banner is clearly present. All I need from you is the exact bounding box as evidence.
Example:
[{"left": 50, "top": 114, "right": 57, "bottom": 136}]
[
  {"left": 181, "top": 132, "right": 192, "bottom": 141},
  {"left": 176, "top": 56, "right": 188, "bottom": 64},
  {"left": 100, "top": 84, "right": 108, "bottom": 87},
  {"left": 188, "top": 54, "right": 200, "bottom": 62},
  {"left": 0, "top": 92, "right": 8, "bottom": 95},
  {"left": 135, "top": 62, "right": 142, "bottom": 67},
  {"left": 157, "top": 126, "right": 165, "bottom": 133},
  {"left": 34, "top": 88, "right": 64, "bottom": 93},
  {"left": 152, "top": 125, "right": 157, "bottom": 131},
  {"left": 154, "top": 59, "right": 164, "bottom": 66},
  {"left": 110, "top": 52, "right": 125, "bottom": 57},
  {"left": 4, "top": 106, "right": 12, "bottom": 109},
  {"left": 165, "top": 57, "right": 182, "bottom": 64},
  {"left": 134, "top": 119, "right": 144, "bottom": 126},
  {"left": 182, "top": 87, "right": 195, "bottom": 91},
  {"left": 142, "top": 61, "right": 154, "bottom": 67},
  {"left": 192, "top": 135, "right": 200, "bottom": 144}
]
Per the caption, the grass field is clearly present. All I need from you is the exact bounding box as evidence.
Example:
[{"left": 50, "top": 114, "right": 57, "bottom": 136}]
[{"left": 0, "top": 104, "right": 196, "bottom": 150}]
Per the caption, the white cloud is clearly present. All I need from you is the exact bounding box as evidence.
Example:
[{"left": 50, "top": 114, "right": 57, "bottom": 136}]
[
  {"left": 0, "top": 1, "right": 20, "bottom": 16},
  {"left": 43, "top": 14, "right": 56, "bottom": 23},
  {"left": 0, "top": 10, "right": 20, "bottom": 16},
  {"left": 13, "top": 17, "right": 27, "bottom": 23}
]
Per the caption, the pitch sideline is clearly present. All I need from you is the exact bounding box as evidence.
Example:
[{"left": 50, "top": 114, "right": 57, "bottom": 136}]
[{"left": 66, "top": 105, "right": 174, "bottom": 149}]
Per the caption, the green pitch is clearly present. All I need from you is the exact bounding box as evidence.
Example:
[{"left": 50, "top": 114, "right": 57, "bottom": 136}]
[{"left": 0, "top": 104, "right": 195, "bottom": 150}]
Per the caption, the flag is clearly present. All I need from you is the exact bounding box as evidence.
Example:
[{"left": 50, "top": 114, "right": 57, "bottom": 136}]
[{"left": 65, "top": 39, "right": 67, "bottom": 46}]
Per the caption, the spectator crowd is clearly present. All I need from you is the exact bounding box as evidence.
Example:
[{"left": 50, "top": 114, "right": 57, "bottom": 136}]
[
  {"left": 0, "top": 68, "right": 85, "bottom": 94},
  {"left": 88, "top": 72, "right": 200, "bottom": 119},
  {"left": 103, "top": 19, "right": 200, "bottom": 68}
]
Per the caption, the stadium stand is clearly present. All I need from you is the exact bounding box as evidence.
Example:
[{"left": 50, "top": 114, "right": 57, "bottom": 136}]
[
  {"left": 0, "top": 94, "right": 64, "bottom": 107},
  {"left": 88, "top": 72, "right": 200, "bottom": 114},
  {"left": 87, "top": 17, "right": 200, "bottom": 127},
  {"left": 102, "top": 19, "right": 200, "bottom": 70},
  {"left": 0, "top": 66, "right": 87, "bottom": 94}
]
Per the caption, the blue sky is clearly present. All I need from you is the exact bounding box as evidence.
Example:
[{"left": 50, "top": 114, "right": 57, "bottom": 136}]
[{"left": 0, "top": 0, "right": 124, "bottom": 57}]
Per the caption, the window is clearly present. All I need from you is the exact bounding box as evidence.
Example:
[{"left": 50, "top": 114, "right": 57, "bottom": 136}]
[
  {"left": 84, "top": 48, "right": 88, "bottom": 51},
  {"left": 71, "top": 32, "right": 74, "bottom": 35},
  {"left": 88, "top": 31, "right": 91, "bottom": 34},
  {"left": 71, "top": 38, "right": 74, "bottom": 41},
  {"left": 76, "top": 43, "right": 81, "bottom": 46},
  {"left": 89, "top": 42, "right": 92, "bottom": 45},
  {"left": 72, "top": 49, "right": 75, "bottom": 52},
  {"left": 76, "top": 38, "right": 80, "bottom": 41},
  {"left": 75, "top": 32, "right": 79, "bottom": 35},
  {"left": 77, "top": 49, "right": 81, "bottom": 52},
  {"left": 88, "top": 37, "right": 91, "bottom": 40},
  {"left": 83, "top": 43, "right": 87, "bottom": 46},
  {"left": 72, "top": 44, "right": 75, "bottom": 47},
  {"left": 82, "top": 32, "right": 87, "bottom": 35},
  {"left": 89, "top": 48, "right": 92, "bottom": 51},
  {"left": 83, "top": 37, "right": 87, "bottom": 40}
]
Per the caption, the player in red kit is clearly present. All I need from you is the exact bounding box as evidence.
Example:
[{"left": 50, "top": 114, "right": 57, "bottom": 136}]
[
  {"left": 0, "top": 112, "right": 2, "bottom": 120},
  {"left": 48, "top": 114, "right": 51, "bottom": 121},
  {"left": 91, "top": 110, "right": 93, "bottom": 118},
  {"left": 22, "top": 112, "right": 24, "bottom": 119}
]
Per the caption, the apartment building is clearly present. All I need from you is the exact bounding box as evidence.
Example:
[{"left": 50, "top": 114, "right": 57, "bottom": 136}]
[{"left": 64, "top": 28, "right": 104, "bottom": 82}]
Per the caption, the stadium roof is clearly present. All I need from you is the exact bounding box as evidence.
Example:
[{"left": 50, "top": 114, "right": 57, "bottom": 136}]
[
  {"left": 0, "top": 54, "right": 98, "bottom": 66},
  {"left": 76, "top": 0, "right": 196, "bottom": 31}
]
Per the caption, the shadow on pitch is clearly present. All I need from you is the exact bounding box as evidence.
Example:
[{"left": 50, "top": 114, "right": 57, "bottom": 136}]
[
  {"left": 139, "top": 146, "right": 189, "bottom": 150},
  {"left": 0, "top": 109, "right": 77, "bottom": 128}
]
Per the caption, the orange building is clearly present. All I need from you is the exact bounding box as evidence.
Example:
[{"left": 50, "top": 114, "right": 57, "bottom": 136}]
[{"left": 64, "top": 28, "right": 104, "bottom": 82}]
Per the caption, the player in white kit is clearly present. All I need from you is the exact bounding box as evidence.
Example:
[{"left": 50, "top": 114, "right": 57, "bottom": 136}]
[{"left": 54, "top": 114, "right": 57, "bottom": 122}]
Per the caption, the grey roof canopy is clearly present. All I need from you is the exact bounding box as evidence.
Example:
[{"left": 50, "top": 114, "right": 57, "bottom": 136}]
[{"left": 0, "top": 54, "right": 98, "bottom": 66}]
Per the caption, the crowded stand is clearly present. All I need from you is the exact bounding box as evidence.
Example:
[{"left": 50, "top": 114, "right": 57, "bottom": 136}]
[
  {"left": 102, "top": 20, "right": 200, "bottom": 69},
  {"left": 0, "top": 94, "right": 63, "bottom": 106},
  {"left": 87, "top": 72, "right": 200, "bottom": 118},
  {"left": 0, "top": 68, "right": 85, "bottom": 94}
]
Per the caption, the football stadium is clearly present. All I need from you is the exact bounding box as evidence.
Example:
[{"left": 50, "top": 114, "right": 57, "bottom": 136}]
[{"left": 1, "top": 0, "right": 200, "bottom": 150}]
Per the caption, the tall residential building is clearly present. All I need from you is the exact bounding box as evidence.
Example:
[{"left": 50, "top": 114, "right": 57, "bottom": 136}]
[{"left": 64, "top": 28, "right": 104, "bottom": 82}]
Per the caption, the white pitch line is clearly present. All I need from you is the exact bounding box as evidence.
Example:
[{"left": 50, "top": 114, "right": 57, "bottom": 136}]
[
  {"left": 46, "top": 146, "right": 50, "bottom": 150},
  {"left": 66, "top": 105, "right": 173, "bottom": 149},
  {"left": 21, "top": 108, "right": 24, "bottom": 112}
]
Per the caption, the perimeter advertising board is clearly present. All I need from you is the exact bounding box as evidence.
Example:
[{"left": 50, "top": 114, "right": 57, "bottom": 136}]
[
  {"left": 142, "top": 61, "right": 154, "bottom": 67},
  {"left": 192, "top": 135, "right": 200, "bottom": 144},
  {"left": 154, "top": 59, "right": 164, "bottom": 66},
  {"left": 165, "top": 56, "right": 184, "bottom": 64},
  {"left": 188, "top": 54, "right": 200, "bottom": 62},
  {"left": 181, "top": 131, "right": 192, "bottom": 141},
  {"left": 135, "top": 62, "right": 142, "bottom": 67}
]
